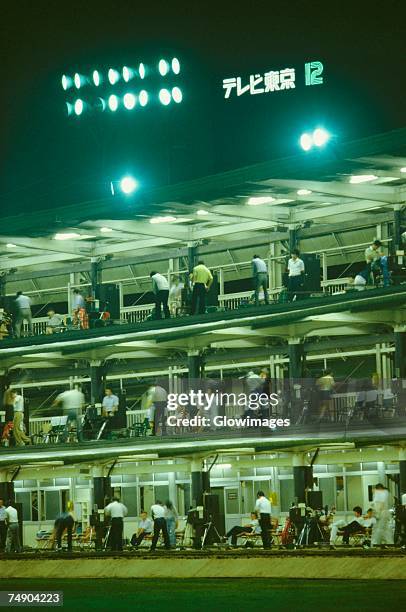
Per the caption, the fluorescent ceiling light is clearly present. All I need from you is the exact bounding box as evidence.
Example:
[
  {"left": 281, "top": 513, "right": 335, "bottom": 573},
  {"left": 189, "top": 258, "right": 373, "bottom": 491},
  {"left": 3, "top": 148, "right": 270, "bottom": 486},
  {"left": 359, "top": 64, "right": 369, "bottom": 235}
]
[
  {"left": 349, "top": 174, "right": 378, "bottom": 184},
  {"left": 247, "top": 196, "right": 275, "bottom": 206},
  {"left": 100, "top": 227, "right": 113, "bottom": 233},
  {"left": 54, "top": 232, "right": 93, "bottom": 240},
  {"left": 150, "top": 216, "right": 177, "bottom": 224},
  {"left": 297, "top": 189, "right": 312, "bottom": 196},
  {"left": 6, "top": 243, "right": 17, "bottom": 248},
  {"left": 54, "top": 232, "right": 80, "bottom": 240},
  {"left": 197, "top": 209, "right": 209, "bottom": 215},
  {"left": 400, "top": 167, "right": 406, "bottom": 173}
]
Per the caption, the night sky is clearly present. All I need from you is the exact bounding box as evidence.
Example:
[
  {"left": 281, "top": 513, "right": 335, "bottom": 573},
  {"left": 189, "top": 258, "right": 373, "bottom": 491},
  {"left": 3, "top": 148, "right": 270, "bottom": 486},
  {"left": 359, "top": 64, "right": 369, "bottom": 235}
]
[{"left": 0, "top": 0, "right": 405, "bottom": 217}]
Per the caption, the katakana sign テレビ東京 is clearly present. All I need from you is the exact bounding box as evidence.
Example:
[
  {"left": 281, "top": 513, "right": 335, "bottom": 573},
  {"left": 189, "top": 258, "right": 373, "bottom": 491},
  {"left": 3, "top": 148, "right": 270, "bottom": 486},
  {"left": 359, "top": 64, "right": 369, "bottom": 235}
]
[{"left": 222, "top": 60, "right": 324, "bottom": 99}]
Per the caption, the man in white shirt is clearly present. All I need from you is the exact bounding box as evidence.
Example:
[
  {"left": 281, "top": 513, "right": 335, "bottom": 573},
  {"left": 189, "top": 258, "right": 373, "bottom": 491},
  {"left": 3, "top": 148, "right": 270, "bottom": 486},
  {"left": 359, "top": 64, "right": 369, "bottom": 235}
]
[
  {"left": 53, "top": 387, "right": 85, "bottom": 442},
  {"left": 131, "top": 510, "right": 153, "bottom": 547},
  {"left": 150, "top": 500, "right": 170, "bottom": 551},
  {"left": 365, "top": 240, "right": 390, "bottom": 287},
  {"left": 371, "top": 483, "right": 392, "bottom": 547},
  {"left": 150, "top": 271, "right": 170, "bottom": 319},
  {"left": 329, "top": 506, "right": 365, "bottom": 547},
  {"left": 104, "top": 497, "right": 128, "bottom": 551},
  {"left": 151, "top": 383, "right": 168, "bottom": 436},
  {"left": 287, "top": 249, "right": 305, "bottom": 301},
  {"left": 102, "top": 387, "right": 119, "bottom": 418},
  {"left": 226, "top": 511, "right": 262, "bottom": 547},
  {"left": 5, "top": 501, "right": 21, "bottom": 553},
  {"left": 169, "top": 276, "right": 184, "bottom": 316},
  {"left": 255, "top": 491, "right": 272, "bottom": 549},
  {"left": 72, "top": 289, "right": 89, "bottom": 330},
  {"left": 252, "top": 255, "right": 270, "bottom": 306},
  {"left": 0, "top": 498, "right": 7, "bottom": 552},
  {"left": 14, "top": 291, "right": 33, "bottom": 338}
]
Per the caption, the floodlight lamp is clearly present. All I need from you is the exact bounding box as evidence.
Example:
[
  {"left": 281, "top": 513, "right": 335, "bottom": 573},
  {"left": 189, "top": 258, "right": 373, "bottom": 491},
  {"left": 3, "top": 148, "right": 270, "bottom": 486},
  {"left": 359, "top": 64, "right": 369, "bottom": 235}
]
[
  {"left": 93, "top": 70, "right": 101, "bottom": 86},
  {"left": 61, "top": 75, "right": 70, "bottom": 90},
  {"left": 120, "top": 176, "right": 138, "bottom": 195},
  {"left": 172, "top": 87, "right": 182, "bottom": 103},
  {"left": 108, "top": 94, "right": 118, "bottom": 111},
  {"left": 139, "top": 90, "right": 148, "bottom": 106},
  {"left": 74, "top": 99, "right": 84, "bottom": 116},
  {"left": 158, "top": 59, "right": 169, "bottom": 76},
  {"left": 171, "top": 58, "right": 180, "bottom": 74},
  {"left": 300, "top": 133, "right": 313, "bottom": 151},
  {"left": 313, "top": 127, "right": 330, "bottom": 147},
  {"left": 123, "top": 93, "right": 136, "bottom": 110},
  {"left": 108, "top": 68, "right": 119, "bottom": 85},
  {"left": 159, "top": 88, "right": 171, "bottom": 105}
]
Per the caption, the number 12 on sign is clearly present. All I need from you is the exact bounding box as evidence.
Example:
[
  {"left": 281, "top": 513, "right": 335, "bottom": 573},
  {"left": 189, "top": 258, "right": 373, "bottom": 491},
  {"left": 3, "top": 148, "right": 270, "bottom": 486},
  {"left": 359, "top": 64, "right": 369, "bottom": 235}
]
[{"left": 305, "top": 61, "right": 324, "bottom": 86}]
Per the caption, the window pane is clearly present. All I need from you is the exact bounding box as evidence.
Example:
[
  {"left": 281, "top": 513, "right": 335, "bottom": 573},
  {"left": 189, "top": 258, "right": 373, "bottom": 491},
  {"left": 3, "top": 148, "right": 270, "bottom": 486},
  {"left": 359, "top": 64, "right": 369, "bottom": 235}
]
[
  {"left": 280, "top": 479, "right": 295, "bottom": 512},
  {"left": 241, "top": 481, "right": 254, "bottom": 514},
  {"left": 45, "top": 490, "right": 60, "bottom": 520},
  {"left": 121, "top": 487, "right": 138, "bottom": 517},
  {"left": 16, "top": 492, "right": 31, "bottom": 521},
  {"left": 318, "top": 477, "right": 335, "bottom": 508}
]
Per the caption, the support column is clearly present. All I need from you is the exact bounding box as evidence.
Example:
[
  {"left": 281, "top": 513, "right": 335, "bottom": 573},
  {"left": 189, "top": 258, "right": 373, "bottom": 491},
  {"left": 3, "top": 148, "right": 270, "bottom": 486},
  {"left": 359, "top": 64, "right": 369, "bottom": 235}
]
[
  {"left": 90, "top": 360, "right": 104, "bottom": 408},
  {"left": 393, "top": 206, "right": 402, "bottom": 254},
  {"left": 394, "top": 326, "right": 406, "bottom": 379},
  {"left": 288, "top": 226, "right": 298, "bottom": 254},
  {"left": 90, "top": 257, "right": 102, "bottom": 312},
  {"left": 92, "top": 466, "right": 111, "bottom": 510},
  {"left": 399, "top": 449, "right": 406, "bottom": 501},
  {"left": 188, "top": 350, "right": 204, "bottom": 379},
  {"left": 288, "top": 338, "right": 304, "bottom": 379},
  {"left": 292, "top": 454, "right": 312, "bottom": 504},
  {"left": 190, "top": 458, "right": 210, "bottom": 507},
  {"left": 0, "top": 470, "right": 14, "bottom": 503},
  {"left": 0, "top": 272, "right": 6, "bottom": 303},
  {"left": 187, "top": 244, "right": 198, "bottom": 274}
]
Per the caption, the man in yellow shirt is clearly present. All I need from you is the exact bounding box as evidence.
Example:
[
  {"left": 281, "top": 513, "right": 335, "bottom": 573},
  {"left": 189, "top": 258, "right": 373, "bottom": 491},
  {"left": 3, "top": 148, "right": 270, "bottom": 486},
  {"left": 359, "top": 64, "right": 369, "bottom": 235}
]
[{"left": 190, "top": 260, "right": 213, "bottom": 315}]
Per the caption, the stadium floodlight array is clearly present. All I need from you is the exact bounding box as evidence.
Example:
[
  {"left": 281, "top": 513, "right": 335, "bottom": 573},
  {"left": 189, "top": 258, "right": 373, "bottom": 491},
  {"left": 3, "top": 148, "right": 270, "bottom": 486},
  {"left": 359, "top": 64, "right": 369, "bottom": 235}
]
[{"left": 61, "top": 58, "right": 182, "bottom": 116}]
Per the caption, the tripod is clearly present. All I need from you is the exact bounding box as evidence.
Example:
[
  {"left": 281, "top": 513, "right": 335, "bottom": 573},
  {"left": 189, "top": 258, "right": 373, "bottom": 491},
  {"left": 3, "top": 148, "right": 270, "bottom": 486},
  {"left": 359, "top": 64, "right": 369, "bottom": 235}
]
[
  {"left": 201, "top": 518, "right": 223, "bottom": 549},
  {"left": 103, "top": 525, "right": 111, "bottom": 550},
  {"left": 296, "top": 516, "right": 324, "bottom": 548}
]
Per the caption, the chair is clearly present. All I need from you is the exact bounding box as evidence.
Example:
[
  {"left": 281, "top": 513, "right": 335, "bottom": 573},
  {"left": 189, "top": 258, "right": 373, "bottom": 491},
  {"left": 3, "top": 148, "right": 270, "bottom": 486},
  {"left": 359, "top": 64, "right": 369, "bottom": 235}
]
[{"left": 47, "top": 416, "right": 69, "bottom": 443}]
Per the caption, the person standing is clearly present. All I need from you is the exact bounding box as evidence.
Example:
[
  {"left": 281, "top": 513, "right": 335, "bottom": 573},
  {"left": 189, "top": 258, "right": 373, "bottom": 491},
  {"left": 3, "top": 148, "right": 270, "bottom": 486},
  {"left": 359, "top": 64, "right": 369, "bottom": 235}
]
[
  {"left": 169, "top": 276, "right": 184, "bottom": 316},
  {"left": 5, "top": 501, "right": 21, "bottom": 553},
  {"left": 165, "top": 500, "right": 178, "bottom": 548},
  {"left": 287, "top": 249, "right": 305, "bottom": 301},
  {"left": 102, "top": 387, "right": 119, "bottom": 418},
  {"left": 365, "top": 240, "right": 390, "bottom": 287},
  {"left": 149, "top": 271, "right": 170, "bottom": 319},
  {"left": 255, "top": 490, "right": 272, "bottom": 549},
  {"left": 14, "top": 291, "right": 33, "bottom": 338},
  {"left": 11, "top": 390, "right": 31, "bottom": 446},
  {"left": 190, "top": 261, "right": 213, "bottom": 315},
  {"left": 72, "top": 289, "right": 89, "bottom": 330},
  {"left": 53, "top": 386, "right": 85, "bottom": 442},
  {"left": 2, "top": 387, "right": 15, "bottom": 423},
  {"left": 150, "top": 500, "right": 170, "bottom": 551},
  {"left": 317, "top": 369, "right": 335, "bottom": 421},
  {"left": 0, "top": 498, "right": 8, "bottom": 552},
  {"left": 104, "top": 497, "right": 128, "bottom": 552},
  {"left": 252, "top": 255, "right": 270, "bottom": 306},
  {"left": 54, "top": 510, "right": 75, "bottom": 552},
  {"left": 150, "top": 383, "right": 168, "bottom": 437},
  {"left": 371, "top": 483, "right": 392, "bottom": 547}
]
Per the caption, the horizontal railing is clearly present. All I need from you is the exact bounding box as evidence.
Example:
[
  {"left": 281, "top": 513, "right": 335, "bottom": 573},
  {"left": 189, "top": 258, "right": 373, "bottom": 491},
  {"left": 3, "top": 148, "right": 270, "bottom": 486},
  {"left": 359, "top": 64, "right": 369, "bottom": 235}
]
[{"left": 16, "top": 277, "right": 354, "bottom": 334}]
